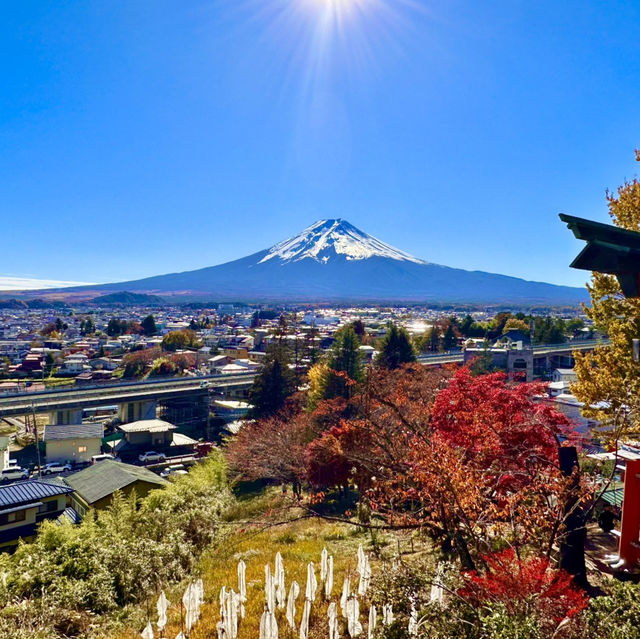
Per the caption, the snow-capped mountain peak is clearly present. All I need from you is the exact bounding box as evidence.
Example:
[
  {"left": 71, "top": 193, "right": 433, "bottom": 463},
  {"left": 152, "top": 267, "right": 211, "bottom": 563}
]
[{"left": 258, "top": 219, "right": 426, "bottom": 265}]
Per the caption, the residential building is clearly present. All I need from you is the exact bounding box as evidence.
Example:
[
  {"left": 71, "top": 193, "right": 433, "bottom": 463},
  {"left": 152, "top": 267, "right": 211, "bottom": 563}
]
[
  {"left": 111, "top": 419, "right": 198, "bottom": 462},
  {"left": 548, "top": 368, "right": 578, "bottom": 395},
  {"left": 75, "top": 370, "right": 113, "bottom": 384},
  {"left": 63, "top": 461, "right": 168, "bottom": 517},
  {"left": 0, "top": 480, "right": 74, "bottom": 550},
  {"left": 213, "top": 400, "right": 252, "bottom": 421},
  {"left": 44, "top": 424, "right": 104, "bottom": 464},
  {"left": 60, "top": 353, "right": 90, "bottom": 375}
]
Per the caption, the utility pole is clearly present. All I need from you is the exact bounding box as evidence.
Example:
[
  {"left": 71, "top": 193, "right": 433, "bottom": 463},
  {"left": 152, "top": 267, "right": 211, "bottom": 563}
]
[{"left": 32, "top": 402, "right": 42, "bottom": 478}]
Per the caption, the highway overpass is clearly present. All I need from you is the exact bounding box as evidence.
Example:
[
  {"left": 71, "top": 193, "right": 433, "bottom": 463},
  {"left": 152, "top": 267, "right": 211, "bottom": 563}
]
[
  {"left": 417, "top": 339, "right": 609, "bottom": 369},
  {"left": 0, "top": 340, "right": 608, "bottom": 420},
  {"left": 0, "top": 373, "right": 257, "bottom": 419}
]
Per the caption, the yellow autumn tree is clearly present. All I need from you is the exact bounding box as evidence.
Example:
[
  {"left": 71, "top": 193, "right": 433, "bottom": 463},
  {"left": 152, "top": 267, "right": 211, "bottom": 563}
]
[
  {"left": 307, "top": 361, "right": 329, "bottom": 410},
  {"left": 572, "top": 150, "right": 640, "bottom": 443}
]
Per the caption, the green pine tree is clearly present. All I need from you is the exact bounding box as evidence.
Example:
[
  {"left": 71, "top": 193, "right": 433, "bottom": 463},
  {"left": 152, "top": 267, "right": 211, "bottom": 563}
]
[
  {"left": 141, "top": 314, "right": 157, "bottom": 336},
  {"left": 324, "top": 326, "right": 363, "bottom": 400},
  {"left": 376, "top": 323, "right": 416, "bottom": 369},
  {"left": 249, "top": 345, "right": 296, "bottom": 418},
  {"left": 442, "top": 322, "right": 458, "bottom": 351},
  {"left": 428, "top": 326, "right": 441, "bottom": 352}
]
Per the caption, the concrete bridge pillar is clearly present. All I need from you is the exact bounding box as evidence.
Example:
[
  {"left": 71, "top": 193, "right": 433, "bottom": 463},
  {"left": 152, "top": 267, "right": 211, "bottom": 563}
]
[
  {"left": 507, "top": 349, "right": 534, "bottom": 382},
  {"left": 48, "top": 409, "right": 83, "bottom": 425},
  {"left": 118, "top": 400, "right": 157, "bottom": 424}
]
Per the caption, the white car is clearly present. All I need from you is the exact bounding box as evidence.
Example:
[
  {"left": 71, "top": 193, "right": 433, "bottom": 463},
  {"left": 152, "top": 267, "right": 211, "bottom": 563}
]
[
  {"left": 160, "top": 464, "right": 187, "bottom": 478},
  {"left": 138, "top": 451, "right": 166, "bottom": 464},
  {"left": 41, "top": 462, "right": 72, "bottom": 475},
  {"left": 0, "top": 467, "right": 29, "bottom": 482}
]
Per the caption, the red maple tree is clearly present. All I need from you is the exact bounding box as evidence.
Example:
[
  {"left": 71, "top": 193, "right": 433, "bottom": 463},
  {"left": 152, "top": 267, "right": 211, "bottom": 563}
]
[
  {"left": 331, "top": 366, "right": 585, "bottom": 569},
  {"left": 459, "top": 548, "right": 589, "bottom": 633}
]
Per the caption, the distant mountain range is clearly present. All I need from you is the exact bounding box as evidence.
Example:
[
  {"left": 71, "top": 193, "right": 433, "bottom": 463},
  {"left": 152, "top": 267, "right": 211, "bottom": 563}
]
[
  {"left": 13, "top": 220, "right": 588, "bottom": 304},
  {"left": 92, "top": 291, "right": 165, "bottom": 305}
]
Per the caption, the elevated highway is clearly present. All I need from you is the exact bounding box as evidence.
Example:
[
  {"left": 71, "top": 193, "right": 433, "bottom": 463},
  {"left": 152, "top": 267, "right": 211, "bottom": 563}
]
[
  {"left": 417, "top": 339, "right": 609, "bottom": 367},
  {"left": 0, "top": 373, "right": 257, "bottom": 418},
  {"left": 0, "top": 341, "right": 608, "bottom": 419}
]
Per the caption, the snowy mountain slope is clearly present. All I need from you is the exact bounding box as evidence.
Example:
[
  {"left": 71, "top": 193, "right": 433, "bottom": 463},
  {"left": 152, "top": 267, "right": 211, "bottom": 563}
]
[
  {"left": 42, "top": 219, "right": 588, "bottom": 304},
  {"left": 258, "top": 219, "right": 426, "bottom": 265}
]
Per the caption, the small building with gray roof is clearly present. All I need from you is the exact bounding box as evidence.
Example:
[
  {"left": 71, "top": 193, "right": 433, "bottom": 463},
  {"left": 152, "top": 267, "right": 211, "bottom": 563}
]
[
  {"left": 62, "top": 460, "right": 168, "bottom": 518},
  {"left": 111, "top": 419, "right": 198, "bottom": 463},
  {"left": 43, "top": 423, "right": 104, "bottom": 465}
]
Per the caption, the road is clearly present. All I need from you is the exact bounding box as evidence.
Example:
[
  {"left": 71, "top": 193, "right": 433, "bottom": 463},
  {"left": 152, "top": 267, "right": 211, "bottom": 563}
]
[
  {"left": 417, "top": 339, "right": 609, "bottom": 366},
  {"left": 0, "top": 372, "right": 257, "bottom": 417},
  {"left": 0, "top": 341, "right": 609, "bottom": 416}
]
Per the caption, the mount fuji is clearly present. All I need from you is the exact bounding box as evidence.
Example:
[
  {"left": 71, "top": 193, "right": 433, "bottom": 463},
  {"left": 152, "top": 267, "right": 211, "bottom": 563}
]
[{"left": 47, "top": 219, "right": 587, "bottom": 304}]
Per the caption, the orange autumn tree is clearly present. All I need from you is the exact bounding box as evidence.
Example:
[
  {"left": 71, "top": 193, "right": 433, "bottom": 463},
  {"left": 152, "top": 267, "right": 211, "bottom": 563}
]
[
  {"left": 226, "top": 395, "right": 312, "bottom": 493},
  {"left": 322, "top": 366, "right": 586, "bottom": 570},
  {"left": 306, "top": 363, "right": 447, "bottom": 492}
]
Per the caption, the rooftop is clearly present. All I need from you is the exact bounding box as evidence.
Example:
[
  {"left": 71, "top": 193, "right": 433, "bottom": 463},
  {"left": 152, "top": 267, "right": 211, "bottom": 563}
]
[
  {"left": 118, "top": 419, "right": 176, "bottom": 434},
  {"left": 44, "top": 423, "right": 104, "bottom": 441},
  {"left": 0, "top": 479, "right": 74, "bottom": 508},
  {"left": 63, "top": 460, "right": 167, "bottom": 504}
]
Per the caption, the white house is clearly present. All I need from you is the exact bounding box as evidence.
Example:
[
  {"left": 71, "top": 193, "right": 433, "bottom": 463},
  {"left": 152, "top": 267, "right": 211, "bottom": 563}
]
[
  {"left": 60, "top": 353, "right": 90, "bottom": 375},
  {"left": 213, "top": 400, "right": 252, "bottom": 421},
  {"left": 218, "top": 363, "right": 251, "bottom": 375},
  {"left": 43, "top": 423, "right": 104, "bottom": 464},
  {"left": 548, "top": 368, "right": 578, "bottom": 396},
  {"left": 233, "top": 358, "right": 260, "bottom": 372},
  {"left": 0, "top": 437, "right": 10, "bottom": 470}
]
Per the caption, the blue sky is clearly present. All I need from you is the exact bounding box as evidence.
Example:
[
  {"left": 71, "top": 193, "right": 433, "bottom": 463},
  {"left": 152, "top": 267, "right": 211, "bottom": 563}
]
[{"left": 1, "top": 0, "right": 640, "bottom": 289}]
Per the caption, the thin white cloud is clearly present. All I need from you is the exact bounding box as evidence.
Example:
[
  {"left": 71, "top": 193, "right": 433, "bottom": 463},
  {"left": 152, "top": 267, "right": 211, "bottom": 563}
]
[{"left": 0, "top": 276, "right": 95, "bottom": 291}]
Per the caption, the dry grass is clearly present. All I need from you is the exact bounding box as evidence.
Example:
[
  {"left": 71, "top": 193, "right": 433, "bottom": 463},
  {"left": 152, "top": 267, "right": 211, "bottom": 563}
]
[{"left": 112, "top": 488, "right": 427, "bottom": 639}]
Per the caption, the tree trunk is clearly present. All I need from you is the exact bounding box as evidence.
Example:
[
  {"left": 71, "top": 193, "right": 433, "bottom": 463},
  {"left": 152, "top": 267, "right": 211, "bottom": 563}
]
[
  {"left": 558, "top": 446, "right": 589, "bottom": 588},
  {"left": 454, "top": 532, "right": 476, "bottom": 571}
]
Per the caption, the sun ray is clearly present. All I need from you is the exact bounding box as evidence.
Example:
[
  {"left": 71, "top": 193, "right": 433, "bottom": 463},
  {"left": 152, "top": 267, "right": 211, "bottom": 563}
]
[{"left": 211, "top": 0, "right": 430, "bottom": 99}]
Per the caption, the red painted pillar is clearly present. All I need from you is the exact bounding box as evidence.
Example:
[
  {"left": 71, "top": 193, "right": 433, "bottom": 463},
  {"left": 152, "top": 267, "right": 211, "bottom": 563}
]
[{"left": 619, "top": 459, "right": 640, "bottom": 567}]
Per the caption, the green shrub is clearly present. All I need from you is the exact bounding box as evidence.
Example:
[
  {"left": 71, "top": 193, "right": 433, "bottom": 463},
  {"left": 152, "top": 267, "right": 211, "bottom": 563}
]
[
  {"left": 0, "top": 453, "right": 232, "bottom": 637},
  {"left": 584, "top": 581, "right": 640, "bottom": 639}
]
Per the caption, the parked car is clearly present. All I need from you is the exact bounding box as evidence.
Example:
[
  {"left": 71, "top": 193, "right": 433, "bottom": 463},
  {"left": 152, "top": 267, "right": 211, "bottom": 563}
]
[
  {"left": 138, "top": 451, "right": 166, "bottom": 464},
  {"left": 160, "top": 464, "right": 188, "bottom": 478},
  {"left": 91, "top": 453, "right": 118, "bottom": 464},
  {"left": 41, "top": 462, "right": 72, "bottom": 475},
  {"left": 0, "top": 467, "right": 29, "bottom": 482}
]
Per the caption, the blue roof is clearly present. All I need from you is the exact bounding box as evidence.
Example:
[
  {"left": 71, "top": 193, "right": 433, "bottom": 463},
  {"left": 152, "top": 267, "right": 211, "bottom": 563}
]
[
  {"left": 0, "top": 479, "right": 74, "bottom": 508},
  {"left": 58, "top": 507, "right": 82, "bottom": 525}
]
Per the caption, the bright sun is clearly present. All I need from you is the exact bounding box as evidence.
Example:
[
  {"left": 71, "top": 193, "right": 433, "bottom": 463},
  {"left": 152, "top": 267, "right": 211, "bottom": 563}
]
[
  {"left": 310, "top": 0, "right": 366, "bottom": 17},
  {"left": 247, "top": 0, "right": 423, "bottom": 95}
]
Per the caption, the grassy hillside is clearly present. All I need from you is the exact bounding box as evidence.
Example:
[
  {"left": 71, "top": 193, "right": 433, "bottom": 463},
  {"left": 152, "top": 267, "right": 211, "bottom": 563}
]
[{"left": 112, "top": 488, "right": 426, "bottom": 639}]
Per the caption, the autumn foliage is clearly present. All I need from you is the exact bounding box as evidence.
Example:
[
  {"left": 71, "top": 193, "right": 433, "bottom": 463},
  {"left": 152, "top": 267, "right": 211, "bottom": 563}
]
[
  {"left": 227, "top": 363, "right": 588, "bottom": 572},
  {"left": 459, "top": 549, "right": 589, "bottom": 633},
  {"left": 226, "top": 395, "right": 312, "bottom": 487}
]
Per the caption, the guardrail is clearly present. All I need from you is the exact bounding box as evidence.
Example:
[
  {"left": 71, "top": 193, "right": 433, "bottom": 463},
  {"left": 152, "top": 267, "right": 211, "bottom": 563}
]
[
  {"left": 417, "top": 350, "right": 462, "bottom": 360},
  {"left": 531, "top": 339, "right": 609, "bottom": 352},
  {"left": 416, "top": 339, "right": 610, "bottom": 363},
  {"left": 0, "top": 371, "right": 257, "bottom": 400},
  {"left": 0, "top": 372, "right": 258, "bottom": 416}
]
